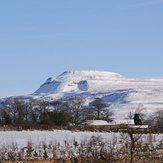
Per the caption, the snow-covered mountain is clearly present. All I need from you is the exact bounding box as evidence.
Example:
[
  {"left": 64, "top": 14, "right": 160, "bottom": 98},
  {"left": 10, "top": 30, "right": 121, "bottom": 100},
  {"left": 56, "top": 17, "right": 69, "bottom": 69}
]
[
  {"left": 35, "top": 71, "right": 124, "bottom": 96},
  {"left": 1, "top": 70, "right": 163, "bottom": 119}
]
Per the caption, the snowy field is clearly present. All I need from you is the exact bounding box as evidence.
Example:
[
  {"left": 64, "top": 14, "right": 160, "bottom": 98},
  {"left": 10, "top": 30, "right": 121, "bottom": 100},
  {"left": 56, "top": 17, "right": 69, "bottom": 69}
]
[
  {"left": 0, "top": 130, "right": 115, "bottom": 148},
  {"left": 0, "top": 130, "right": 162, "bottom": 161},
  {"left": 0, "top": 130, "right": 162, "bottom": 149}
]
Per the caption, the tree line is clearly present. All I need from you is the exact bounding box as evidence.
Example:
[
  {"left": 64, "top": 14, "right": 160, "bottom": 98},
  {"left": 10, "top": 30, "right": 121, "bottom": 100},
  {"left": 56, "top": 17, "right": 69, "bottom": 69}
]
[
  {"left": 0, "top": 97, "right": 113, "bottom": 128},
  {"left": 0, "top": 97, "right": 163, "bottom": 132}
]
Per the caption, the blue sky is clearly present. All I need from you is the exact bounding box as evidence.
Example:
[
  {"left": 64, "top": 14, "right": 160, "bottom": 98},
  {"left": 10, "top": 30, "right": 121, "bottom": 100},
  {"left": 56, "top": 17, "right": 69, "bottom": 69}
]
[{"left": 0, "top": 0, "right": 163, "bottom": 97}]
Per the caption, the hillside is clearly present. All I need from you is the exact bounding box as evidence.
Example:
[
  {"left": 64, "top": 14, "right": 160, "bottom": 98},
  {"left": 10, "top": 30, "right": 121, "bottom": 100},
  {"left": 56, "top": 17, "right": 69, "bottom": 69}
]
[{"left": 1, "top": 70, "right": 163, "bottom": 119}]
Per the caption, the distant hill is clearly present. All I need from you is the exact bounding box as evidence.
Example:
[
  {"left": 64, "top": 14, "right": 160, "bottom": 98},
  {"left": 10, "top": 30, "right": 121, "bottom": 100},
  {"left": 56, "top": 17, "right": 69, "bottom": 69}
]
[{"left": 1, "top": 70, "right": 163, "bottom": 119}]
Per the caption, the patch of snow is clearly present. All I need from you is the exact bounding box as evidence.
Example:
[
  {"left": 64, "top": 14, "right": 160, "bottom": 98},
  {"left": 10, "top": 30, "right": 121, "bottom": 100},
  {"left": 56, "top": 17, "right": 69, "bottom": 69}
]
[
  {"left": 85, "top": 120, "right": 110, "bottom": 126},
  {"left": 109, "top": 119, "right": 135, "bottom": 125},
  {"left": 129, "top": 125, "right": 149, "bottom": 129}
]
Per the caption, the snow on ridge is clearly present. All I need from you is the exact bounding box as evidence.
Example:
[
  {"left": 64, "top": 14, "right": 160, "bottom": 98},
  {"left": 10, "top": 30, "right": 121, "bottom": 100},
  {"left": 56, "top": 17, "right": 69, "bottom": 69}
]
[
  {"left": 58, "top": 70, "right": 123, "bottom": 78},
  {"left": 35, "top": 70, "right": 124, "bottom": 94},
  {"left": 34, "top": 70, "right": 163, "bottom": 96}
]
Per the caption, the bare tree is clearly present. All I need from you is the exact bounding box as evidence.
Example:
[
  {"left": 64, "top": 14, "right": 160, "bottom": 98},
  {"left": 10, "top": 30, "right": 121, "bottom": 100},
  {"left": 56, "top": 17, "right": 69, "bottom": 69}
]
[
  {"left": 153, "top": 109, "right": 163, "bottom": 132},
  {"left": 121, "top": 129, "right": 142, "bottom": 163},
  {"left": 89, "top": 98, "right": 113, "bottom": 121},
  {"left": 5, "top": 99, "right": 28, "bottom": 124},
  {"left": 68, "top": 96, "right": 86, "bottom": 126},
  {"left": 0, "top": 108, "right": 11, "bottom": 125},
  {"left": 127, "top": 104, "right": 144, "bottom": 116}
]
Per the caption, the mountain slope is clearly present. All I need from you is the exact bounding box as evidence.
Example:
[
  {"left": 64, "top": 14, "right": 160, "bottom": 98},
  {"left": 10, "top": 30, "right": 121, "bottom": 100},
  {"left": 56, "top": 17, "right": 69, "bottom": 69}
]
[
  {"left": 35, "top": 71, "right": 123, "bottom": 94},
  {"left": 34, "top": 70, "right": 163, "bottom": 104},
  {"left": 1, "top": 70, "right": 163, "bottom": 119}
]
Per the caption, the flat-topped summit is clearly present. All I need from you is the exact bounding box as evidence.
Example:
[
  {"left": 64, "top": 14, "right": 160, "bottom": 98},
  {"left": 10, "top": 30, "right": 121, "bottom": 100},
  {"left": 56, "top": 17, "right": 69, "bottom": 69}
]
[
  {"left": 58, "top": 70, "right": 122, "bottom": 78},
  {"left": 35, "top": 70, "right": 124, "bottom": 94},
  {"left": 34, "top": 70, "right": 163, "bottom": 96},
  {"left": 44, "top": 70, "right": 123, "bottom": 83}
]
